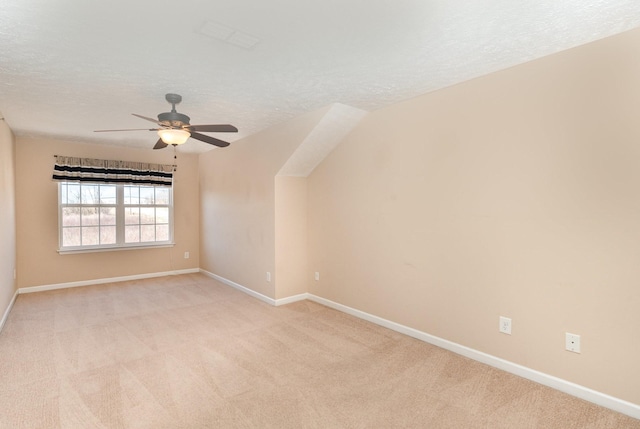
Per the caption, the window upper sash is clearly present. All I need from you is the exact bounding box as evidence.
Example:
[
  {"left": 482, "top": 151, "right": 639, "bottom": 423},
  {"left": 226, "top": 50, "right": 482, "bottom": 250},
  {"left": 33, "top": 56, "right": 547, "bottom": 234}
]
[{"left": 52, "top": 156, "right": 174, "bottom": 187}]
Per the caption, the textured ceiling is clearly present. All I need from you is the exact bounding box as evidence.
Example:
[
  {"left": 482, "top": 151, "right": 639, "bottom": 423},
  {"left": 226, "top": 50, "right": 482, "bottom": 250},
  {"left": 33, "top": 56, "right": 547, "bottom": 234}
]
[{"left": 1, "top": 0, "right": 639, "bottom": 154}]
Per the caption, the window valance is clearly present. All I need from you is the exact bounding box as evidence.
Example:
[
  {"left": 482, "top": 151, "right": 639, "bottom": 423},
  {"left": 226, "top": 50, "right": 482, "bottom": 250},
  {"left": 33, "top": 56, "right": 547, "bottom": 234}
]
[{"left": 52, "top": 156, "right": 174, "bottom": 187}]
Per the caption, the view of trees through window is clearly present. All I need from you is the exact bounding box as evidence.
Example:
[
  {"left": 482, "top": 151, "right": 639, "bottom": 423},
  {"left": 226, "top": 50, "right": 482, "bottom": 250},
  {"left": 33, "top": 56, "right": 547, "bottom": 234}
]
[{"left": 59, "top": 183, "right": 171, "bottom": 249}]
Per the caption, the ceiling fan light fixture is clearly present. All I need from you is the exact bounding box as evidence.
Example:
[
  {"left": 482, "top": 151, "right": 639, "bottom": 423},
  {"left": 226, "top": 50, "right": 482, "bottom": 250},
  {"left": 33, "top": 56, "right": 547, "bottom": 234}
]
[{"left": 157, "top": 128, "right": 190, "bottom": 145}]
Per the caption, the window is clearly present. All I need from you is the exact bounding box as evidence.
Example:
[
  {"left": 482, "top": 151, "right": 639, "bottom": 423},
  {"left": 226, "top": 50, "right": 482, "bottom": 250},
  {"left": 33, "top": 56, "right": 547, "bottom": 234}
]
[{"left": 59, "top": 182, "right": 173, "bottom": 251}]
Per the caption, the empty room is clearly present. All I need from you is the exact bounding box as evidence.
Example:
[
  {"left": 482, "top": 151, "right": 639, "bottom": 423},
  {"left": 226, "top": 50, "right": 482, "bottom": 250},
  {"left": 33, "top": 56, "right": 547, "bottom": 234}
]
[{"left": 1, "top": 1, "right": 640, "bottom": 427}]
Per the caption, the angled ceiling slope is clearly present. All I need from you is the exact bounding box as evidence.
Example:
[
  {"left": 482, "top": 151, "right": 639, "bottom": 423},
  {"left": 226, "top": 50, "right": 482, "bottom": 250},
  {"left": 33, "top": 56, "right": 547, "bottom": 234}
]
[{"left": 277, "top": 104, "right": 367, "bottom": 177}]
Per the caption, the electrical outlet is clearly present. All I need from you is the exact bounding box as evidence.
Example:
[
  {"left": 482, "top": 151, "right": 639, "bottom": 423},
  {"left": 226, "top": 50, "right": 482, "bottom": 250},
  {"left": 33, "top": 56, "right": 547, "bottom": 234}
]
[
  {"left": 314, "top": 272, "right": 320, "bottom": 281},
  {"left": 266, "top": 272, "right": 271, "bottom": 282},
  {"left": 566, "top": 333, "right": 581, "bottom": 353},
  {"left": 499, "top": 316, "right": 512, "bottom": 335},
  {"left": 184, "top": 251, "right": 190, "bottom": 259}
]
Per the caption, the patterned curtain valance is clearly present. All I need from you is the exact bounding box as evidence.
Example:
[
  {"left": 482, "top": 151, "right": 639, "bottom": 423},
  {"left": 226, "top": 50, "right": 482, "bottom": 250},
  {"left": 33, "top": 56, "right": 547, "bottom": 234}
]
[{"left": 52, "top": 156, "right": 174, "bottom": 187}]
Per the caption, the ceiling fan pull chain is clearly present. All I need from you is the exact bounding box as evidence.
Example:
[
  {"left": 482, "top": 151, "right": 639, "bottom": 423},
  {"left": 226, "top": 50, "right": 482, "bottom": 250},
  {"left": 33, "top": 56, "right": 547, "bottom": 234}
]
[{"left": 173, "top": 145, "right": 178, "bottom": 172}]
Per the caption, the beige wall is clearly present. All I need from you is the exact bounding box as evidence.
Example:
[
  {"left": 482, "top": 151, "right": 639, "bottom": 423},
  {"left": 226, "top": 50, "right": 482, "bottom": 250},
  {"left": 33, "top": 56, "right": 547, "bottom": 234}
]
[
  {"left": 0, "top": 118, "right": 16, "bottom": 317},
  {"left": 307, "top": 28, "right": 640, "bottom": 404},
  {"left": 275, "top": 176, "right": 308, "bottom": 299},
  {"left": 199, "top": 106, "right": 330, "bottom": 299},
  {"left": 15, "top": 137, "right": 200, "bottom": 288}
]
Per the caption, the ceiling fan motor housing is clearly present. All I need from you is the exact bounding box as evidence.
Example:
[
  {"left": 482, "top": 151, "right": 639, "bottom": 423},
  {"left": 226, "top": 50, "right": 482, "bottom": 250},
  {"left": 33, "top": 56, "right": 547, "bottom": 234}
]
[{"left": 158, "top": 111, "right": 191, "bottom": 128}]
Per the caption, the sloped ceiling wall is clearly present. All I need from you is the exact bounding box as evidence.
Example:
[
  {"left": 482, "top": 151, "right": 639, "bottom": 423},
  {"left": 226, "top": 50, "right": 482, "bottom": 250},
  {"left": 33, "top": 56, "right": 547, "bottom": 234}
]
[{"left": 277, "top": 104, "right": 368, "bottom": 177}]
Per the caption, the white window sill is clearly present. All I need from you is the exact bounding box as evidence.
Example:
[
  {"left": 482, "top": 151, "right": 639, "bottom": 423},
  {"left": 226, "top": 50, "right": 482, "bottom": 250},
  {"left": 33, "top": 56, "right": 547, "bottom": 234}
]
[{"left": 58, "top": 243, "right": 175, "bottom": 255}]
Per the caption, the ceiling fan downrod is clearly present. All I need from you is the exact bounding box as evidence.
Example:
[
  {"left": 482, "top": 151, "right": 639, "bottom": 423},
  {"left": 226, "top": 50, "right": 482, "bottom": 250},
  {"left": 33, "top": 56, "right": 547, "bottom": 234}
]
[
  {"left": 158, "top": 93, "right": 190, "bottom": 127},
  {"left": 165, "top": 93, "right": 182, "bottom": 112}
]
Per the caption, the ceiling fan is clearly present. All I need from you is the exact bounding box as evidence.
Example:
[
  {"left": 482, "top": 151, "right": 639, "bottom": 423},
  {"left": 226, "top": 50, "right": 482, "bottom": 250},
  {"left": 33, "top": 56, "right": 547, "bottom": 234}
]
[{"left": 95, "top": 93, "right": 238, "bottom": 149}]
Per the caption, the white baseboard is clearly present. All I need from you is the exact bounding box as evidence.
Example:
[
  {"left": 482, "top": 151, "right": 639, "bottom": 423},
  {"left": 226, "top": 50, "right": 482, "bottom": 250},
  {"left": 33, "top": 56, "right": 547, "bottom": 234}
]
[
  {"left": 200, "top": 269, "right": 277, "bottom": 305},
  {"left": 0, "top": 289, "right": 19, "bottom": 333},
  {"left": 306, "top": 294, "right": 640, "bottom": 420},
  {"left": 199, "top": 270, "right": 309, "bottom": 307},
  {"left": 18, "top": 268, "right": 200, "bottom": 294},
  {"left": 274, "top": 293, "right": 308, "bottom": 306}
]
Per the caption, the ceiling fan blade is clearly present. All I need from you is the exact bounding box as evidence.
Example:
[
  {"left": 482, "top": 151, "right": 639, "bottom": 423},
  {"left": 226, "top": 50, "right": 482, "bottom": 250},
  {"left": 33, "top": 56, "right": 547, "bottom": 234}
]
[
  {"left": 153, "top": 139, "right": 168, "bottom": 150},
  {"left": 188, "top": 124, "right": 238, "bottom": 133},
  {"left": 94, "top": 128, "right": 159, "bottom": 132},
  {"left": 132, "top": 113, "right": 162, "bottom": 125},
  {"left": 190, "top": 131, "right": 230, "bottom": 147}
]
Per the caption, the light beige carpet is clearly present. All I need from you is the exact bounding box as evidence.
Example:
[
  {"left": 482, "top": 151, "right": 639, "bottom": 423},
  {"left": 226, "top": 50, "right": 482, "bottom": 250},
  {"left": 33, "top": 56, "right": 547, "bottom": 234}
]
[{"left": 0, "top": 273, "right": 638, "bottom": 428}]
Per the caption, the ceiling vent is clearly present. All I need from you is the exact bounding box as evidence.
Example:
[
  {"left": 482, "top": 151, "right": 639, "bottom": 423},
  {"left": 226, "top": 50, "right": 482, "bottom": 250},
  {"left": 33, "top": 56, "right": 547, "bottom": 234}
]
[{"left": 198, "top": 21, "right": 260, "bottom": 50}]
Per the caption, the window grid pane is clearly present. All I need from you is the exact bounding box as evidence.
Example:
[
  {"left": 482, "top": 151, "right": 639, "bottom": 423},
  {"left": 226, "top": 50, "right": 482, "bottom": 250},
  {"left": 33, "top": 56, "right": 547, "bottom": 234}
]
[
  {"left": 81, "top": 207, "right": 99, "bottom": 226},
  {"left": 100, "top": 186, "right": 117, "bottom": 204},
  {"left": 156, "top": 225, "right": 169, "bottom": 241},
  {"left": 156, "top": 207, "right": 169, "bottom": 224},
  {"left": 81, "top": 185, "right": 99, "bottom": 204},
  {"left": 125, "top": 207, "right": 140, "bottom": 225},
  {"left": 81, "top": 226, "right": 100, "bottom": 246},
  {"left": 140, "top": 207, "right": 155, "bottom": 224},
  {"left": 67, "top": 184, "right": 81, "bottom": 204},
  {"left": 62, "top": 227, "right": 81, "bottom": 247},
  {"left": 140, "top": 187, "right": 155, "bottom": 204},
  {"left": 100, "top": 226, "right": 117, "bottom": 245},
  {"left": 100, "top": 207, "right": 116, "bottom": 226},
  {"left": 156, "top": 188, "right": 169, "bottom": 205},
  {"left": 62, "top": 207, "right": 80, "bottom": 226},
  {"left": 125, "top": 225, "right": 140, "bottom": 243},
  {"left": 140, "top": 225, "right": 155, "bottom": 242}
]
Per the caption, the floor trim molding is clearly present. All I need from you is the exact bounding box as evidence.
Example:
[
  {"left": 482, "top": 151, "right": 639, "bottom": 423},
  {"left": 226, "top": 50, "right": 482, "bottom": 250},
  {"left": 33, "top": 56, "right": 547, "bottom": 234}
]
[
  {"left": 274, "top": 293, "right": 308, "bottom": 306},
  {"left": 0, "top": 289, "right": 18, "bottom": 333},
  {"left": 306, "top": 294, "right": 640, "bottom": 420},
  {"left": 199, "top": 270, "right": 309, "bottom": 307},
  {"left": 18, "top": 268, "right": 200, "bottom": 294},
  {"left": 200, "top": 270, "right": 277, "bottom": 305}
]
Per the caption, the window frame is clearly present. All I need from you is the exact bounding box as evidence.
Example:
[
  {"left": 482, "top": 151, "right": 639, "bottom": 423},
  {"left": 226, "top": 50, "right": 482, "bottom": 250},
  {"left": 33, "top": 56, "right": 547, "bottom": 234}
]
[{"left": 57, "top": 182, "right": 174, "bottom": 253}]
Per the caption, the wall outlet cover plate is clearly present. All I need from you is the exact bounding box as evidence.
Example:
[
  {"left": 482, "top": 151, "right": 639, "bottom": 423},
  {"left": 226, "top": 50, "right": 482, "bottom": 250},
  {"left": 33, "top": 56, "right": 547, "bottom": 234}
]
[
  {"left": 566, "top": 332, "right": 581, "bottom": 353},
  {"left": 499, "top": 316, "right": 512, "bottom": 335}
]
